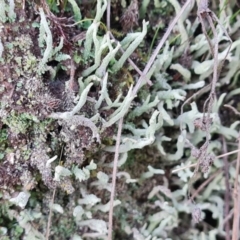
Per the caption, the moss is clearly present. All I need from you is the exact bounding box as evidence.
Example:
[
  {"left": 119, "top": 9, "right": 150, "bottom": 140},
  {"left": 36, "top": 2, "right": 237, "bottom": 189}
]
[
  {"left": 0, "top": 129, "right": 7, "bottom": 158},
  {"left": 0, "top": 0, "right": 239, "bottom": 239},
  {"left": 2, "top": 112, "right": 37, "bottom": 134}
]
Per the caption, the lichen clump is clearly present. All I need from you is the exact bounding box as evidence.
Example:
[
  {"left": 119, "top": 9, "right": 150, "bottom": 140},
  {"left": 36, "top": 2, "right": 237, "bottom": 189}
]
[{"left": 0, "top": 0, "right": 240, "bottom": 239}]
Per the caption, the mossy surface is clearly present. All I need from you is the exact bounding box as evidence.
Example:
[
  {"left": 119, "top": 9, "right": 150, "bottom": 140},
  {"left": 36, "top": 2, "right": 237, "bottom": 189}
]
[{"left": 0, "top": 0, "right": 240, "bottom": 239}]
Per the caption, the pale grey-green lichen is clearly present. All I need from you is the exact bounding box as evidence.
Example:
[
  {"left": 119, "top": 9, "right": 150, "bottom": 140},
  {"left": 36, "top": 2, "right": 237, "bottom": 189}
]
[
  {"left": 94, "top": 72, "right": 112, "bottom": 109},
  {"left": 67, "top": 0, "right": 82, "bottom": 22},
  {"left": 38, "top": 8, "right": 53, "bottom": 73},
  {"left": 0, "top": 38, "right": 3, "bottom": 58},
  {"left": 1, "top": 0, "right": 240, "bottom": 239},
  {"left": 95, "top": 38, "right": 121, "bottom": 77},
  {"left": 83, "top": 0, "right": 107, "bottom": 60},
  {"left": 83, "top": 24, "right": 108, "bottom": 76},
  {"left": 0, "top": 0, "right": 16, "bottom": 23},
  {"left": 128, "top": 95, "right": 159, "bottom": 120},
  {"left": 38, "top": 8, "right": 70, "bottom": 74},
  {"left": 103, "top": 85, "right": 135, "bottom": 128},
  {"left": 112, "top": 20, "right": 149, "bottom": 72}
]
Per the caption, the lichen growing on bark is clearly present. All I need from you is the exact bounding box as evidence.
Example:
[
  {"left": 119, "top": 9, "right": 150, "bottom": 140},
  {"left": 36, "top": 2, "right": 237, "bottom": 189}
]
[{"left": 0, "top": 0, "right": 240, "bottom": 239}]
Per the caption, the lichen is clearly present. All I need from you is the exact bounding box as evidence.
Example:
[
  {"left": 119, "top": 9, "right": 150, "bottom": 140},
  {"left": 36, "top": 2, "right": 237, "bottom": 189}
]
[{"left": 0, "top": 0, "right": 240, "bottom": 239}]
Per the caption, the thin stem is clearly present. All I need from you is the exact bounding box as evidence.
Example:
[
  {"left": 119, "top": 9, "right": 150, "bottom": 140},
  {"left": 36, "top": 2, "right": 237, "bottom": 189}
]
[
  {"left": 132, "top": 0, "right": 193, "bottom": 97},
  {"left": 108, "top": 1, "right": 193, "bottom": 238},
  {"left": 148, "top": 25, "right": 160, "bottom": 58},
  {"left": 222, "top": 136, "right": 231, "bottom": 240},
  {"left": 46, "top": 187, "right": 56, "bottom": 240},
  {"left": 224, "top": 104, "right": 240, "bottom": 116},
  {"left": 232, "top": 133, "right": 240, "bottom": 240},
  {"left": 68, "top": 58, "right": 76, "bottom": 91},
  {"left": 189, "top": 159, "right": 237, "bottom": 204},
  {"left": 189, "top": 170, "right": 222, "bottom": 201},
  {"left": 108, "top": 117, "right": 123, "bottom": 240},
  {"left": 109, "top": 32, "right": 152, "bottom": 85},
  {"left": 172, "top": 149, "right": 240, "bottom": 173},
  {"left": 207, "top": 14, "right": 218, "bottom": 96},
  {"left": 224, "top": 209, "right": 234, "bottom": 226},
  {"left": 180, "top": 84, "right": 211, "bottom": 132},
  {"left": 107, "top": 0, "right": 111, "bottom": 30}
]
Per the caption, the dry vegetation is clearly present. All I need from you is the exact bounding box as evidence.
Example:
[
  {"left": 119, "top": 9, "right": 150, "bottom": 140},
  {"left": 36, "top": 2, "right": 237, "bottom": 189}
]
[{"left": 0, "top": 0, "right": 240, "bottom": 239}]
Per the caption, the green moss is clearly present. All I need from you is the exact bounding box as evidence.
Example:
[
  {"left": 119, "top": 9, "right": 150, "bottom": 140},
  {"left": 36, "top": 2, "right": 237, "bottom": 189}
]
[
  {"left": 2, "top": 112, "right": 37, "bottom": 134},
  {"left": 0, "top": 129, "right": 8, "bottom": 159}
]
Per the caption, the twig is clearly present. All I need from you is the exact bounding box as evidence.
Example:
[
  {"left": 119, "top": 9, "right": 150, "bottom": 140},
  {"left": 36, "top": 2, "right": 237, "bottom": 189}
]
[
  {"left": 172, "top": 163, "right": 196, "bottom": 173},
  {"left": 189, "top": 169, "right": 222, "bottom": 201},
  {"left": 232, "top": 133, "right": 240, "bottom": 240},
  {"left": 109, "top": 32, "right": 152, "bottom": 85},
  {"left": 107, "top": 0, "right": 193, "bottom": 239},
  {"left": 197, "top": 0, "right": 232, "bottom": 122},
  {"left": 224, "top": 104, "right": 240, "bottom": 116},
  {"left": 224, "top": 209, "right": 234, "bottom": 227},
  {"left": 197, "top": 0, "right": 214, "bottom": 56},
  {"left": 184, "top": 0, "right": 233, "bottom": 213},
  {"left": 197, "top": 1, "right": 219, "bottom": 137},
  {"left": 172, "top": 149, "right": 240, "bottom": 173},
  {"left": 46, "top": 187, "right": 57, "bottom": 240},
  {"left": 108, "top": 117, "right": 123, "bottom": 240},
  {"left": 106, "top": 0, "right": 111, "bottom": 30},
  {"left": 180, "top": 84, "right": 211, "bottom": 132},
  {"left": 180, "top": 1, "right": 232, "bottom": 197},
  {"left": 189, "top": 159, "right": 237, "bottom": 203},
  {"left": 132, "top": 0, "right": 193, "bottom": 97},
  {"left": 222, "top": 136, "right": 231, "bottom": 240},
  {"left": 68, "top": 58, "right": 76, "bottom": 91}
]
